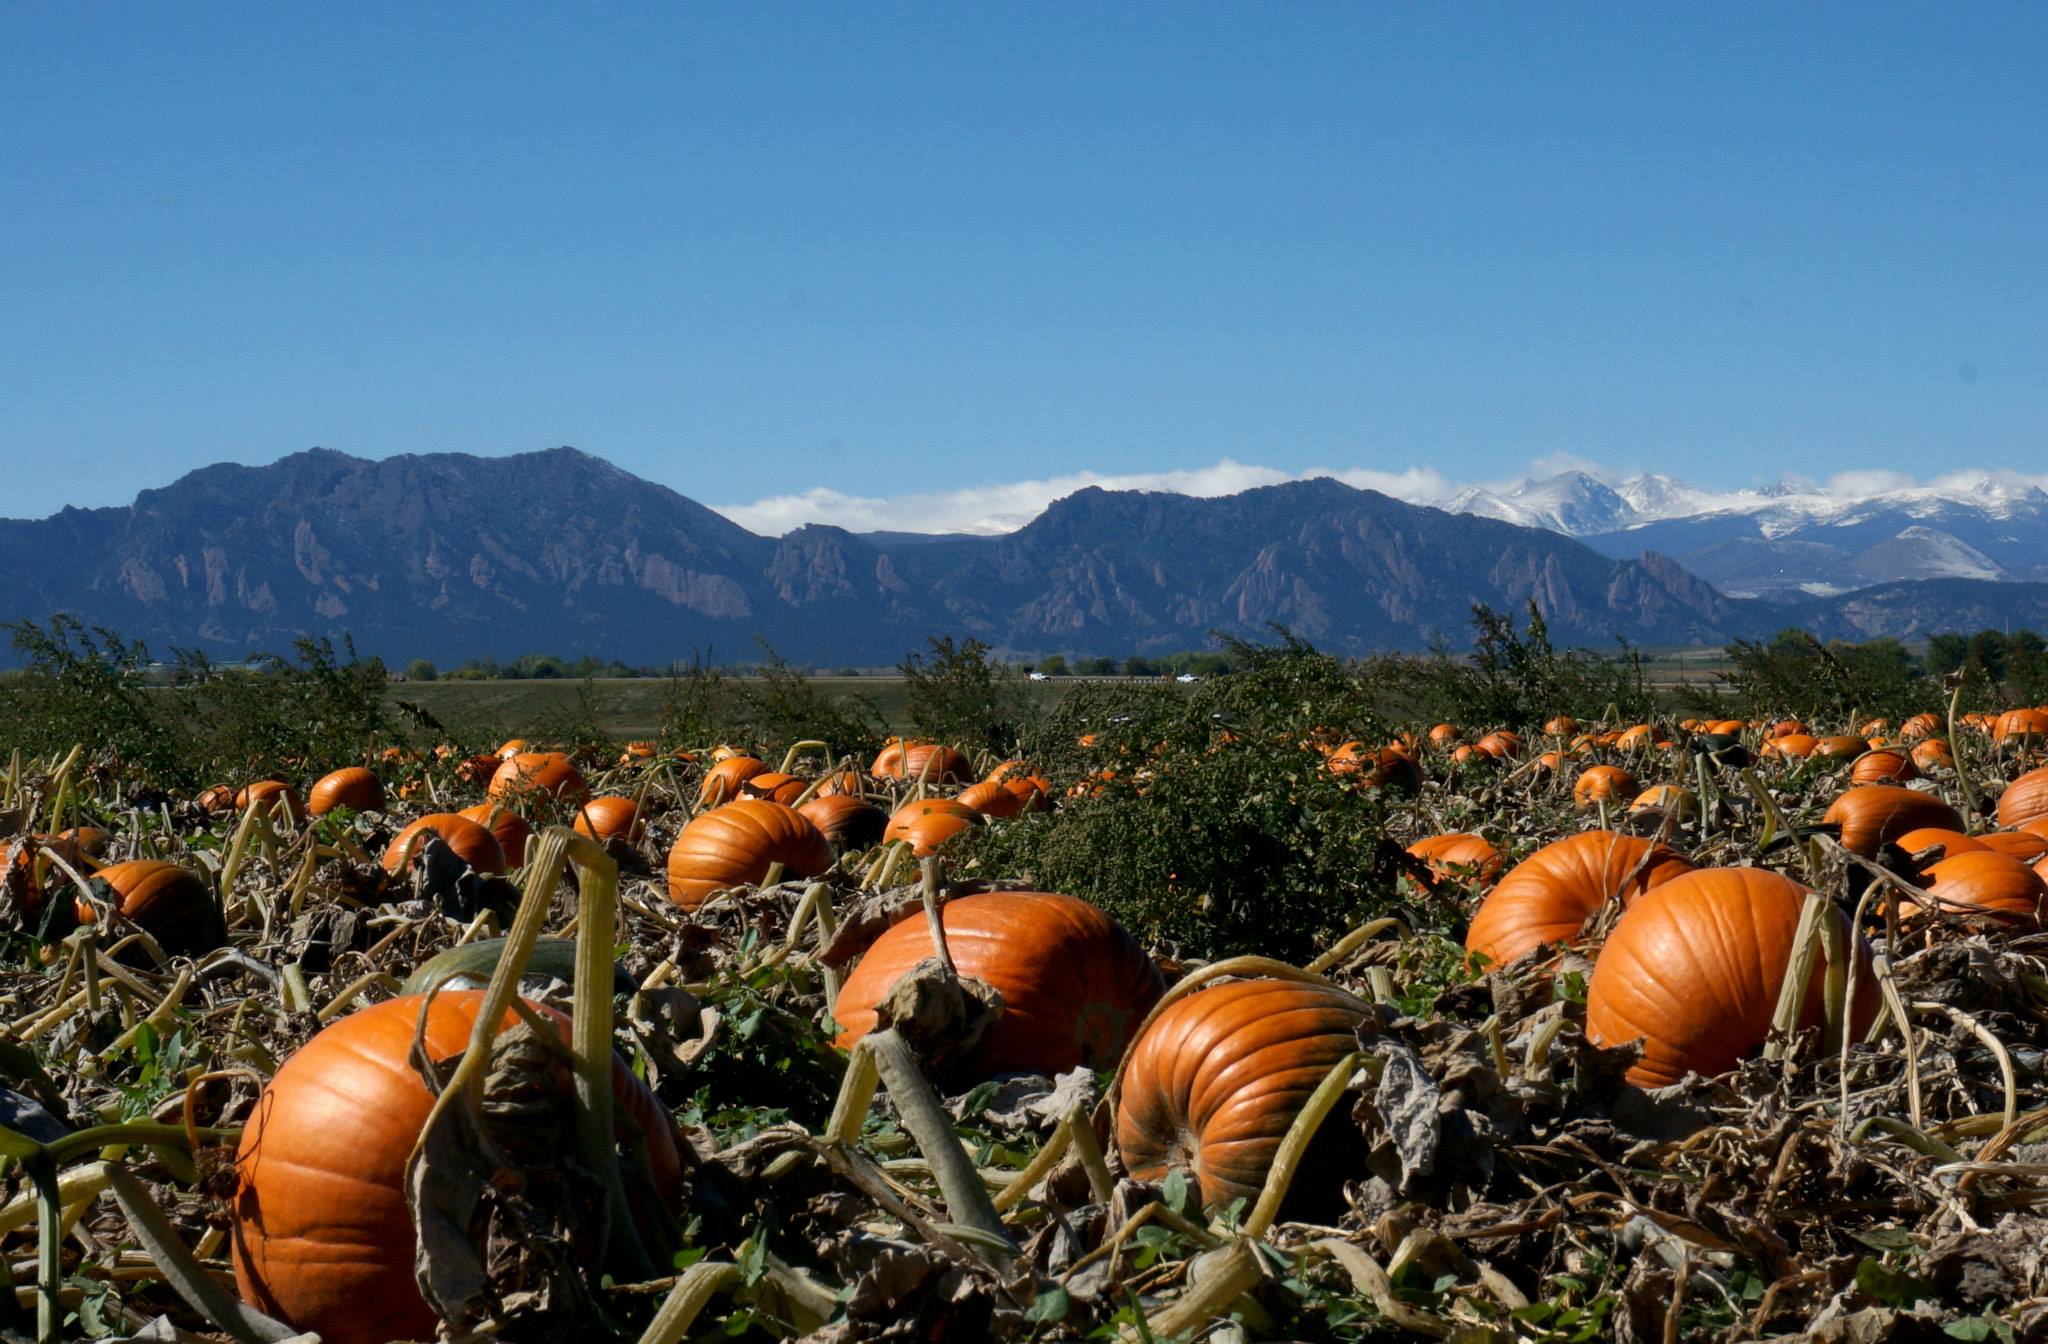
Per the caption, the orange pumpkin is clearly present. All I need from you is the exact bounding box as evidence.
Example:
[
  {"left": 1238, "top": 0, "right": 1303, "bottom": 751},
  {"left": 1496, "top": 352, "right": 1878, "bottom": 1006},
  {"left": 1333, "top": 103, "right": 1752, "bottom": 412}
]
[
  {"left": 665, "top": 800, "right": 834, "bottom": 909},
  {"left": 381, "top": 813, "right": 507, "bottom": 876},
  {"left": 1572, "top": 765, "right": 1638, "bottom": 808},
  {"left": 869, "top": 741, "right": 973, "bottom": 786},
  {"left": 456, "top": 803, "right": 532, "bottom": 868},
  {"left": 1979, "top": 830, "right": 2048, "bottom": 864},
  {"left": 1813, "top": 735, "right": 1869, "bottom": 761},
  {"left": 1427, "top": 723, "right": 1461, "bottom": 746},
  {"left": 307, "top": 767, "right": 384, "bottom": 816},
  {"left": 956, "top": 779, "right": 1023, "bottom": 819},
  {"left": 1904, "top": 851, "right": 2046, "bottom": 928},
  {"left": 1586, "top": 867, "right": 1875, "bottom": 1087},
  {"left": 237, "top": 780, "right": 306, "bottom": 824},
  {"left": 573, "top": 795, "right": 644, "bottom": 845},
  {"left": 1823, "top": 785, "right": 1965, "bottom": 857},
  {"left": 1998, "top": 767, "right": 2048, "bottom": 830},
  {"left": 883, "top": 798, "right": 981, "bottom": 856},
  {"left": 494, "top": 738, "right": 530, "bottom": 759},
  {"left": 3, "top": 834, "right": 95, "bottom": 913},
  {"left": 834, "top": 891, "right": 1164, "bottom": 1077},
  {"left": 195, "top": 784, "right": 238, "bottom": 813},
  {"left": 79, "top": 860, "right": 222, "bottom": 955},
  {"left": 739, "top": 771, "right": 808, "bottom": 806},
  {"left": 696, "top": 756, "right": 766, "bottom": 807},
  {"left": 1890, "top": 827, "right": 1987, "bottom": 861},
  {"left": 1464, "top": 831, "right": 1693, "bottom": 972},
  {"left": 1115, "top": 977, "right": 1373, "bottom": 1213},
  {"left": 232, "top": 991, "right": 679, "bottom": 1344},
  {"left": 1849, "top": 750, "right": 1916, "bottom": 786},
  {"left": 1763, "top": 734, "right": 1819, "bottom": 760},
  {"left": 1993, "top": 708, "right": 2048, "bottom": 746},
  {"left": 1405, "top": 833, "right": 1503, "bottom": 888},
  {"left": 454, "top": 754, "right": 500, "bottom": 787},
  {"left": 1766, "top": 720, "right": 1809, "bottom": 740},
  {"left": 1629, "top": 784, "right": 1699, "bottom": 820},
  {"left": 1900, "top": 713, "right": 1943, "bottom": 740},
  {"left": 1544, "top": 716, "right": 1578, "bottom": 736},
  {"left": 798, "top": 794, "right": 888, "bottom": 849},
  {"left": 1909, "top": 739, "right": 1954, "bottom": 772},
  {"left": 486, "top": 752, "right": 587, "bottom": 806}
]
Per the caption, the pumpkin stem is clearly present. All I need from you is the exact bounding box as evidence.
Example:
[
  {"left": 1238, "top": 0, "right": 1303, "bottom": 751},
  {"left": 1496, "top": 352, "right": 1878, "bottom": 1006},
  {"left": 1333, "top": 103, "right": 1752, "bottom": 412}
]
[
  {"left": 917, "top": 855, "right": 957, "bottom": 980},
  {"left": 1241, "top": 1049, "right": 1363, "bottom": 1240}
]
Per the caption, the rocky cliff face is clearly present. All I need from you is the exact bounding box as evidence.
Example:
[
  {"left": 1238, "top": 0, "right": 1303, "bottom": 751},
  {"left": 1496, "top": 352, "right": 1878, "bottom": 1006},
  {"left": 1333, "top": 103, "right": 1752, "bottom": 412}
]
[{"left": 1, "top": 447, "right": 2022, "bottom": 663}]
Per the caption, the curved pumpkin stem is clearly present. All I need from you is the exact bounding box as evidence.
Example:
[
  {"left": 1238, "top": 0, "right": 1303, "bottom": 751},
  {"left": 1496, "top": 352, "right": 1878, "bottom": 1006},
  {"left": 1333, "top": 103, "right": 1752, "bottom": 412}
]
[
  {"left": 778, "top": 739, "right": 829, "bottom": 775},
  {"left": 636, "top": 1261, "right": 742, "bottom": 1344},
  {"left": 1304, "top": 917, "right": 1410, "bottom": 975},
  {"left": 1241, "top": 1048, "right": 1364, "bottom": 1240}
]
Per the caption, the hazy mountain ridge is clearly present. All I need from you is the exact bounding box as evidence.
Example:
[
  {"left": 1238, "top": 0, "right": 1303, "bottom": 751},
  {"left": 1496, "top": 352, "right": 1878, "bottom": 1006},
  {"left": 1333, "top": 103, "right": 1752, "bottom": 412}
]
[{"left": 2, "top": 448, "right": 2040, "bottom": 664}]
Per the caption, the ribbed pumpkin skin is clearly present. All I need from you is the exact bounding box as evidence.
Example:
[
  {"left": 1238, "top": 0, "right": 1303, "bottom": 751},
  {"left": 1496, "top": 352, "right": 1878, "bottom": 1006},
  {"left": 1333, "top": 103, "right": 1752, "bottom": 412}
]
[
  {"left": 1850, "top": 750, "right": 1916, "bottom": 786},
  {"left": 1464, "top": 831, "right": 1693, "bottom": 972},
  {"left": 1891, "top": 828, "right": 1986, "bottom": 862},
  {"left": 1814, "top": 735, "right": 1869, "bottom": 761},
  {"left": 486, "top": 752, "right": 588, "bottom": 806},
  {"left": 1999, "top": 768, "right": 2048, "bottom": 830},
  {"left": 1585, "top": 867, "right": 1875, "bottom": 1087},
  {"left": 457, "top": 804, "right": 532, "bottom": 868},
  {"left": 381, "top": 814, "right": 507, "bottom": 876},
  {"left": 1405, "top": 833, "right": 1503, "bottom": 888},
  {"left": 883, "top": 799, "right": 981, "bottom": 856},
  {"left": 573, "top": 795, "right": 644, "bottom": 844},
  {"left": 307, "top": 768, "right": 385, "bottom": 816},
  {"left": 870, "top": 742, "right": 972, "bottom": 785},
  {"left": 1908, "top": 851, "right": 2046, "bottom": 927},
  {"left": 1630, "top": 785, "right": 1699, "bottom": 820},
  {"left": 1901, "top": 714, "right": 1943, "bottom": 740},
  {"left": 1993, "top": 708, "right": 2048, "bottom": 744},
  {"left": 798, "top": 795, "right": 888, "bottom": 849},
  {"left": 4, "top": 834, "right": 93, "bottom": 912},
  {"left": 231, "top": 991, "right": 680, "bottom": 1344},
  {"left": 1824, "top": 786, "right": 1965, "bottom": 857},
  {"left": 80, "top": 861, "right": 220, "bottom": 955},
  {"left": 1910, "top": 739, "right": 1955, "bottom": 772},
  {"left": 1764, "top": 734, "right": 1818, "bottom": 760},
  {"left": 238, "top": 781, "right": 306, "bottom": 823},
  {"left": 740, "top": 772, "right": 808, "bottom": 806},
  {"left": 835, "top": 891, "right": 1164, "bottom": 1077},
  {"left": 1572, "top": 766, "right": 1638, "bottom": 807},
  {"left": 696, "top": 756, "right": 767, "bottom": 807},
  {"left": 665, "top": 800, "right": 834, "bottom": 909},
  {"left": 1980, "top": 830, "right": 2048, "bottom": 863},
  {"left": 957, "top": 779, "right": 1024, "bottom": 819},
  {"left": 1115, "top": 978, "right": 1373, "bottom": 1213}
]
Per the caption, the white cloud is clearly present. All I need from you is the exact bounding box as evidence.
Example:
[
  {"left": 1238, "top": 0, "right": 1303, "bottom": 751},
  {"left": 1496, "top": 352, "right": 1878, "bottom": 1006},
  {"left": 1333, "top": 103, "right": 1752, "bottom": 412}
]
[{"left": 713, "top": 458, "right": 1452, "bottom": 536}]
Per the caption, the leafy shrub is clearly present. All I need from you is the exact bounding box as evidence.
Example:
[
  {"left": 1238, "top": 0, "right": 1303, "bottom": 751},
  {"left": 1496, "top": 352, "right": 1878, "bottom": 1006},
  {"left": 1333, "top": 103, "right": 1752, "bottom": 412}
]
[{"left": 900, "top": 636, "right": 1038, "bottom": 756}]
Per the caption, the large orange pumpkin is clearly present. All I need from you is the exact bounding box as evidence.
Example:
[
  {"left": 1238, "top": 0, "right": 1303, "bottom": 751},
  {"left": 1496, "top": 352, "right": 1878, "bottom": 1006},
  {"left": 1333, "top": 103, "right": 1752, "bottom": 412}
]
[
  {"left": 883, "top": 798, "right": 981, "bottom": 856},
  {"left": 665, "top": 800, "right": 834, "bottom": 909},
  {"left": 573, "top": 795, "right": 644, "bottom": 845},
  {"left": 79, "top": 860, "right": 222, "bottom": 956},
  {"left": 1405, "top": 833, "right": 1503, "bottom": 889},
  {"left": 456, "top": 803, "right": 532, "bottom": 868},
  {"left": 1993, "top": 708, "right": 2048, "bottom": 746},
  {"left": 1586, "top": 866, "right": 1876, "bottom": 1087},
  {"left": 1823, "top": 785, "right": 1965, "bottom": 858},
  {"left": 870, "top": 741, "right": 973, "bottom": 786},
  {"left": 486, "top": 752, "right": 588, "bottom": 806},
  {"left": 1849, "top": 750, "right": 1916, "bottom": 786},
  {"left": 307, "top": 767, "right": 385, "bottom": 816},
  {"left": 1998, "top": 767, "right": 2048, "bottom": 830},
  {"left": 238, "top": 780, "right": 306, "bottom": 824},
  {"left": 381, "top": 814, "right": 507, "bottom": 876},
  {"left": 1890, "top": 827, "right": 1986, "bottom": 862},
  {"left": 696, "top": 756, "right": 767, "bottom": 807},
  {"left": 1979, "top": 830, "right": 2048, "bottom": 864},
  {"left": 1572, "top": 765, "right": 1638, "bottom": 808},
  {"left": 231, "top": 991, "right": 680, "bottom": 1344},
  {"left": 1115, "top": 977, "right": 1374, "bottom": 1213},
  {"left": 1464, "top": 831, "right": 1693, "bottom": 971},
  {"left": 798, "top": 794, "right": 888, "bottom": 849},
  {"left": 956, "top": 779, "right": 1023, "bottom": 819},
  {"left": 737, "top": 771, "right": 807, "bottom": 806},
  {"left": 834, "top": 891, "right": 1164, "bottom": 1078},
  {"left": 1763, "top": 734, "right": 1819, "bottom": 760},
  {"left": 1909, "top": 739, "right": 1955, "bottom": 772},
  {"left": 1900, "top": 713, "right": 1943, "bottom": 740},
  {"left": 1905, "top": 851, "right": 2046, "bottom": 928},
  {"left": 1813, "top": 735, "right": 1869, "bottom": 762}
]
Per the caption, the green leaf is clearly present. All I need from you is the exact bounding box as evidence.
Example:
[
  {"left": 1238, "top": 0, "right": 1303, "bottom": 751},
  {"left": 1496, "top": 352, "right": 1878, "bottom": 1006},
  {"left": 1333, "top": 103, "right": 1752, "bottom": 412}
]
[
  {"left": 1852, "top": 1227, "right": 1915, "bottom": 1252},
  {"left": 1944, "top": 1321, "right": 1993, "bottom": 1342},
  {"left": 1161, "top": 1166, "right": 1189, "bottom": 1216},
  {"left": 1854, "top": 1256, "right": 1928, "bottom": 1308},
  {"left": 1027, "top": 1287, "right": 1071, "bottom": 1323}
]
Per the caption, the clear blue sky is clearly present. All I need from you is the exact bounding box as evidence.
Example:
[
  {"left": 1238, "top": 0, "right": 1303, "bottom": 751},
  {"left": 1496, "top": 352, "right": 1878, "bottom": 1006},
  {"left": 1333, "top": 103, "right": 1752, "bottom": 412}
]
[{"left": 4, "top": 4, "right": 2044, "bottom": 523}]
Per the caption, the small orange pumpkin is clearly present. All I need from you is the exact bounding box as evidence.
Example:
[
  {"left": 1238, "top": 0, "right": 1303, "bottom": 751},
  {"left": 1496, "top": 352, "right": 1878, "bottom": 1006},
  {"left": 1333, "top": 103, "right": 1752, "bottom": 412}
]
[
  {"left": 665, "top": 800, "right": 834, "bottom": 909},
  {"left": 1824, "top": 785, "right": 1965, "bottom": 858},
  {"left": 307, "top": 767, "right": 385, "bottom": 816},
  {"left": 486, "top": 752, "right": 588, "bottom": 806},
  {"left": 382, "top": 813, "right": 507, "bottom": 876},
  {"left": 573, "top": 795, "right": 644, "bottom": 845},
  {"left": 1464, "top": 831, "right": 1693, "bottom": 971},
  {"left": 79, "top": 860, "right": 222, "bottom": 955},
  {"left": 1405, "top": 833, "right": 1503, "bottom": 888}
]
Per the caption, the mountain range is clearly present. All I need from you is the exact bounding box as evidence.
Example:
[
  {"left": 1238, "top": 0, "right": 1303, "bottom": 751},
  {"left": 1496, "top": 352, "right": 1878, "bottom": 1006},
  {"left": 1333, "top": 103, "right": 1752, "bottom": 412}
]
[
  {"left": 1441, "top": 469, "right": 2048, "bottom": 598},
  {"left": 3, "top": 447, "right": 2045, "bottom": 666}
]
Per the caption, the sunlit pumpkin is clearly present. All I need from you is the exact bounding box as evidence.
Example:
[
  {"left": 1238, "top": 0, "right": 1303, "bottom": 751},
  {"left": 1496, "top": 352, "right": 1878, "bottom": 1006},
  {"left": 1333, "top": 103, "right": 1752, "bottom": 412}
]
[
  {"left": 1823, "top": 785, "right": 1965, "bottom": 858},
  {"left": 1900, "top": 713, "right": 1943, "bottom": 740},
  {"left": 956, "top": 779, "right": 1024, "bottom": 818},
  {"left": 797, "top": 794, "right": 888, "bottom": 849},
  {"left": 883, "top": 798, "right": 981, "bottom": 856},
  {"left": 237, "top": 780, "right": 306, "bottom": 824},
  {"left": 456, "top": 803, "right": 532, "bottom": 869},
  {"left": 1629, "top": 784, "right": 1699, "bottom": 821},
  {"left": 1993, "top": 708, "right": 2048, "bottom": 747},
  {"left": 231, "top": 991, "right": 679, "bottom": 1344},
  {"left": 1997, "top": 767, "right": 2048, "bottom": 830},
  {"left": 870, "top": 741, "right": 973, "bottom": 785},
  {"left": 1978, "top": 830, "right": 2048, "bottom": 864},
  {"left": 381, "top": 813, "right": 507, "bottom": 876},
  {"left": 1890, "top": 827, "right": 1986, "bottom": 862},
  {"left": 834, "top": 891, "right": 1164, "bottom": 1077},
  {"left": 697, "top": 755, "right": 767, "bottom": 807},
  {"left": 737, "top": 771, "right": 807, "bottom": 806},
  {"left": 1572, "top": 765, "right": 1638, "bottom": 808},
  {"left": 78, "top": 860, "right": 223, "bottom": 956},
  {"left": 1463, "top": 831, "right": 1693, "bottom": 972},
  {"left": 573, "top": 795, "right": 644, "bottom": 845},
  {"left": 1903, "top": 851, "right": 2046, "bottom": 928},
  {"left": 1405, "top": 833, "right": 1503, "bottom": 888},
  {"left": 1586, "top": 866, "right": 1875, "bottom": 1087},
  {"left": 1115, "top": 977, "right": 1374, "bottom": 1214},
  {"left": 307, "top": 767, "right": 384, "bottom": 816},
  {"left": 1908, "top": 739, "right": 1954, "bottom": 773},
  {"left": 1849, "top": 750, "right": 1915, "bottom": 786},
  {"left": 1763, "top": 734, "right": 1818, "bottom": 760},
  {"left": 486, "top": 752, "right": 588, "bottom": 806},
  {"left": 665, "top": 800, "right": 834, "bottom": 909}
]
